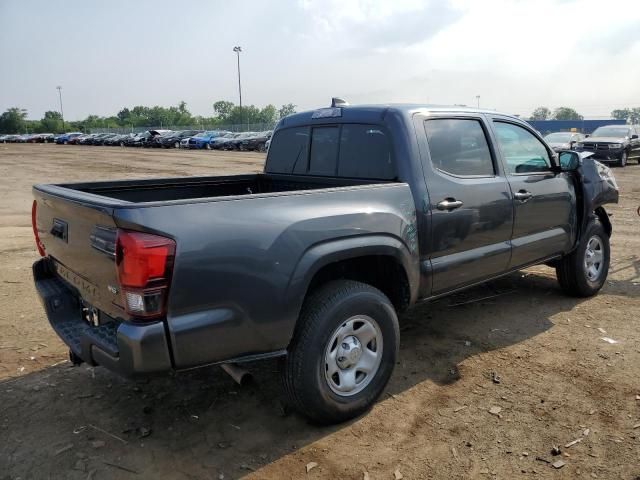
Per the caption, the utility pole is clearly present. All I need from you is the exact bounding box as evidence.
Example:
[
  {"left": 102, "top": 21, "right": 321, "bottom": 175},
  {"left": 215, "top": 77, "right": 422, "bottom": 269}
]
[
  {"left": 56, "top": 86, "right": 65, "bottom": 131},
  {"left": 233, "top": 46, "right": 243, "bottom": 130},
  {"left": 476, "top": 95, "right": 480, "bottom": 109}
]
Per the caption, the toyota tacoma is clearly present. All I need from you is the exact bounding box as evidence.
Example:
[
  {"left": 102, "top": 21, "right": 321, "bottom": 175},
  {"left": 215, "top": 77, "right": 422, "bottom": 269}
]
[{"left": 32, "top": 101, "right": 618, "bottom": 424}]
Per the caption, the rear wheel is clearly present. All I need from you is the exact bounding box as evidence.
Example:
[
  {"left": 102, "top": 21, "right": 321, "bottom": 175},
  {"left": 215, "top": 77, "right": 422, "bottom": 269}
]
[
  {"left": 282, "top": 280, "right": 399, "bottom": 424},
  {"left": 556, "top": 219, "right": 610, "bottom": 297}
]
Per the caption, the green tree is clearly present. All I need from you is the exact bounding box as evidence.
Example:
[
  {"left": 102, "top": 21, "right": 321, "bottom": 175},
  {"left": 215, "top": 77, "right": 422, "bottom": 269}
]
[
  {"left": 529, "top": 106, "right": 551, "bottom": 121},
  {"left": 628, "top": 108, "right": 640, "bottom": 124},
  {"left": 40, "top": 111, "right": 64, "bottom": 133},
  {"left": 611, "top": 109, "right": 630, "bottom": 121},
  {"left": 278, "top": 103, "right": 297, "bottom": 119},
  {"left": 552, "top": 107, "right": 583, "bottom": 121},
  {"left": 258, "top": 104, "right": 277, "bottom": 124},
  {"left": 213, "top": 101, "right": 235, "bottom": 121},
  {"left": 0, "top": 107, "right": 28, "bottom": 133}
]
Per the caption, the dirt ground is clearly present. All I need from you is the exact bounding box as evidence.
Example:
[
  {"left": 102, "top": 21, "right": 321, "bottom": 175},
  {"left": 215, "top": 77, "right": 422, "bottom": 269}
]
[{"left": 0, "top": 144, "right": 639, "bottom": 480}]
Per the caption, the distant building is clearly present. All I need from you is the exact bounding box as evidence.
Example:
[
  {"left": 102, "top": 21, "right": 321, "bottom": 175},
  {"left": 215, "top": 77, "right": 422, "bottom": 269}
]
[{"left": 526, "top": 119, "right": 626, "bottom": 135}]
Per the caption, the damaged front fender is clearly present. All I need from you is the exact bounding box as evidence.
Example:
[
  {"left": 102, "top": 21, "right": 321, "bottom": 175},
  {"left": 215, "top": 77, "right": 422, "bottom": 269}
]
[{"left": 575, "top": 152, "right": 619, "bottom": 240}]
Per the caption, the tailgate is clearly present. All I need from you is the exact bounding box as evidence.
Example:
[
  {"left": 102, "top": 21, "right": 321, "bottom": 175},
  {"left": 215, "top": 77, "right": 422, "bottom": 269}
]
[{"left": 33, "top": 187, "right": 125, "bottom": 320}]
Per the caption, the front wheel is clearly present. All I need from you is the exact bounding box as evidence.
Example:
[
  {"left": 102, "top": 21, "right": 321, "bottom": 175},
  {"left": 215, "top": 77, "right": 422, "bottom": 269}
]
[
  {"left": 556, "top": 219, "right": 610, "bottom": 297},
  {"left": 282, "top": 280, "right": 399, "bottom": 424},
  {"left": 617, "top": 150, "right": 628, "bottom": 167}
]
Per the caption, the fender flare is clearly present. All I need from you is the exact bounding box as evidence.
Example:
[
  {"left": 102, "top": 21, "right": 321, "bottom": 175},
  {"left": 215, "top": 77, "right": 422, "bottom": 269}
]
[{"left": 281, "top": 234, "right": 419, "bottom": 343}]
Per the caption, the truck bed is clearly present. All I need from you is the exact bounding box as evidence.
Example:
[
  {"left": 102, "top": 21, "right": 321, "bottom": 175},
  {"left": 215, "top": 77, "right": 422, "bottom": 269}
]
[{"left": 54, "top": 173, "right": 389, "bottom": 203}]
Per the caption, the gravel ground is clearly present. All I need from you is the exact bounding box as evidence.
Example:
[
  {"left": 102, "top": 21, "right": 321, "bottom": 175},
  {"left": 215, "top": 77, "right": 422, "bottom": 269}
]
[{"left": 0, "top": 144, "right": 639, "bottom": 479}]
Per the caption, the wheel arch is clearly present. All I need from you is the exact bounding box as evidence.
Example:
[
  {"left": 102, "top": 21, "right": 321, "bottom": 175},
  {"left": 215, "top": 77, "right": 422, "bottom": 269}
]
[{"left": 283, "top": 235, "right": 419, "bottom": 347}]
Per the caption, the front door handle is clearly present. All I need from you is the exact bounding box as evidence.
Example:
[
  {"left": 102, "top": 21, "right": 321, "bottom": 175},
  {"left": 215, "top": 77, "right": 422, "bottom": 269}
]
[
  {"left": 436, "top": 198, "right": 464, "bottom": 211},
  {"left": 514, "top": 190, "right": 532, "bottom": 201}
]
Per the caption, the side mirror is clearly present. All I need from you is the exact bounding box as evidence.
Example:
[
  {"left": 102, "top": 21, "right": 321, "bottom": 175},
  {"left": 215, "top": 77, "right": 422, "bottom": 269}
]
[
  {"left": 632, "top": 134, "right": 639, "bottom": 139},
  {"left": 585, "top": 134, "right": 590, "bottom": 138},
  {"left": 558, "top": 151, "right": 580, "bottom": 171}
]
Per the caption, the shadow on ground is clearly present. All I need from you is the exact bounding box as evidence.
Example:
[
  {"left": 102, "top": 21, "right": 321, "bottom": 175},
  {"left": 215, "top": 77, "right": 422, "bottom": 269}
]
[{"left": 0, "top": 268, "right": 624, "bottom": 479}]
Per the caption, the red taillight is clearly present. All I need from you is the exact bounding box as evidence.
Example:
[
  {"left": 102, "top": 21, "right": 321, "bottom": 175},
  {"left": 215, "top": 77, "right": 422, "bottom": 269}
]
[
  {"left": 115, "top": 230, "right": 175, "bottom": 319},
  {"left": 31, "top": 200, "right": 46, "bottom": 257}
]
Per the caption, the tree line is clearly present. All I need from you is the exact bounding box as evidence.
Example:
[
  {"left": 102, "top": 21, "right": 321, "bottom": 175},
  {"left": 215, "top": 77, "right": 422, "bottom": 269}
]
[
  {"left": 0, "top": 101, "right": 297, "bottom": 134},
  {"left": 529, "top": 105, "right": 640, "bottom": 122},
  {"left": 529, "top": 106, "right": 584, "bottom": 121}
]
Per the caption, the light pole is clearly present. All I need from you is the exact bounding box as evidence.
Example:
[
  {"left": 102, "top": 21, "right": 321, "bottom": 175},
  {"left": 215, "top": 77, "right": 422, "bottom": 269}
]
[
  {"left": 56, "top": 86, "right": 65, "bottom": 131},
  {"left": 233, "top": 46, "right": 243, "bottom": 129},
  {"left": 476, "top": 95, "right": 480, "bottom": 109}
]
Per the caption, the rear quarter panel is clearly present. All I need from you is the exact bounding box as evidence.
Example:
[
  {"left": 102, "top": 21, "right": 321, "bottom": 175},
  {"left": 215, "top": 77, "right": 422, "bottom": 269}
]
[{"left": 113, "top": 184, "right": 418, "bottom": 368}]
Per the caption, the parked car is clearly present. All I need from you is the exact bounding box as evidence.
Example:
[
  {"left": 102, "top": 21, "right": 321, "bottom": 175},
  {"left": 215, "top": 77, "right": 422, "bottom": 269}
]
[
  {"left": 32, "top": 102, "right": 618, "bottom": 424},
  {"left": 543, "top": 132, "right": 585, "bottom": 152},
  {"left": 226, "top": 132, "right": 258, "bottom": 150},
  {"left": 2, "top": 134, "right": 21, "bottom": 143},
  {"left": 575, "top": 124, "right": 640, "bottom": 167},
  {"left": 15, "top": 134, "right": 30, "bottom": 143},
  {"left": 124, "top": 132, "right": 147, "bottom": 147},
  {"left": 69, "top": 133, "right": 91, "bottom": 145},
  {"left": 56, "top": 132, "right": 83, "bottom": 145},
  {"left": 238, "top": 130, "right": 272, "bottom": 151},
  {"left": 103, "top": 134, "right": 130, "bottom": 146},
  {"left": 26, "top": 133, "right": 55, "bottom": 143},
  {"left": 207, "top": 132, "right": 233, "bottom": 149},
  {"left": 186, "top": 130, "right": 227, "bottom": 149},
  {"left": 143, "top": 129, "right": 171, "bottom": 148},
  {"left": 158, "top": 130, "right": 201, "bottom": 149},
  {"left": 77, "top": 134, "right": 98, "bottom": 145},
  {"left": 148, "top": 131, "right": 173, "bottom": 148},
  {"left": 97, "top": 134, "right": 121, "bottom": 146}
]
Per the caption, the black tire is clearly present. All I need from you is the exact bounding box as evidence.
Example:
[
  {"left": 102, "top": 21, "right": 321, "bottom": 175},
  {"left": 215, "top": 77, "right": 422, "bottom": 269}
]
[
  {"left": 556, "top": 219, "right": 610, "bottom": 297},
  {"left": 282, "top": 280, "right": 399, "bottom": 424},
  {"left": 617, "top": 150, "right": 628, "bottom": 167}
]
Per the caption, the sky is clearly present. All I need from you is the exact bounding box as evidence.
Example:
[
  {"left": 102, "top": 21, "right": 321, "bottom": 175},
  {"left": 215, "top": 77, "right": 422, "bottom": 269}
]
[{"left": 1, "top": 0, "right": 640, "bottom": 121}]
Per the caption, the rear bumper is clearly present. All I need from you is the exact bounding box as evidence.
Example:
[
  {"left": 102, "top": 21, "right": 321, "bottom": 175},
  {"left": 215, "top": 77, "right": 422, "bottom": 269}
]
[{"left": 33, "top": 258, "right": 172, "bottom": 376}]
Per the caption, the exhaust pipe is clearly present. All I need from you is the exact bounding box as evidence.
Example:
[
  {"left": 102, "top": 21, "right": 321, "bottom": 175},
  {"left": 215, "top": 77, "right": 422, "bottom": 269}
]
[{"left": 220, "top": 363, "right": 251, "bottom": 386}]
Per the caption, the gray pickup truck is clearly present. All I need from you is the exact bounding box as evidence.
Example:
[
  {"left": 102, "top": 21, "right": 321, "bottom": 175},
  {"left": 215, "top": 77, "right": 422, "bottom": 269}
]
[{"left": 32, "top": 101, "right": 618, "bottom": 424}]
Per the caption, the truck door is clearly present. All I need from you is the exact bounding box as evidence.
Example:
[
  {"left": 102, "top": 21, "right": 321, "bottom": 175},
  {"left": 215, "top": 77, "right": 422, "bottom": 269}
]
[
  {"left": 489, "top": 119, "right": 575, "bottom": 267},
  {"left": 419, "top": 115, "right": 514, "bottom": 294}
]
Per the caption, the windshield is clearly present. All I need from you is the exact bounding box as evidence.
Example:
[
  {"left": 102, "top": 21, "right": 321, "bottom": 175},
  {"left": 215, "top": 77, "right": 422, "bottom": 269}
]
[
  {"left": 544, "top": 133, "right": 572, "bottom": 143},
  {"left": 591, "top": 126, "right": 629, "bottom": 138}
]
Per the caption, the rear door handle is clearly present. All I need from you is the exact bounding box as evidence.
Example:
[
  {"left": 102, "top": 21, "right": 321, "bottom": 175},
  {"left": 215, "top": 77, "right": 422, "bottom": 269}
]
[
  {"left": 514, "top": 190, "right": 532, "bottom": 201},
  {"left": 436, "top": 198, "right": 464, "bottom": 211}
]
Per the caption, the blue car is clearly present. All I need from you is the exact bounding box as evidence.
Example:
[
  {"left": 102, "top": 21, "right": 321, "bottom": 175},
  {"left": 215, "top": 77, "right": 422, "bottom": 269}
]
[
  {"left": 55, "top": 132, "right": 83, "bottom": 145},
  {"left": 187, "top": 130, "right": 228, "bottom": 149}
]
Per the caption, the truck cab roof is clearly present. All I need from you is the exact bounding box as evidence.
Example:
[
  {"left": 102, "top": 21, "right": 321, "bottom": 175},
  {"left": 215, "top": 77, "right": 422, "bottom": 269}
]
[{"left": 278, "top": 103, "right": 522, "bottom": 129}]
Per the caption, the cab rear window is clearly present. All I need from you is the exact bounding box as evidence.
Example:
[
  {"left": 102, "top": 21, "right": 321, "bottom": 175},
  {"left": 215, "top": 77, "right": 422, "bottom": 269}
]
[{"left": 266, "top": 124, "right": 396, "bottom": 180}]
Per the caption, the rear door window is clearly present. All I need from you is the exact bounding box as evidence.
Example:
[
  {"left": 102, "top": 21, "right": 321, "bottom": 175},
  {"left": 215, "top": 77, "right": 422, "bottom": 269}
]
[
  {"left": 338, "top": 125, "right": 395, "bottom": 179},
  {"left": 424, "top": 118, "right": 495, "bottom": 176}
]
